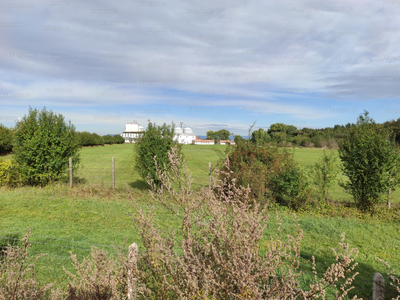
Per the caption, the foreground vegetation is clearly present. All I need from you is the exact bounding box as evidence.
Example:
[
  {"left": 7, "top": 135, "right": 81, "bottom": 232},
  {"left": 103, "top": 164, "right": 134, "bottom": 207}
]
[{"left": 1, "top": 144, "right": 400, "bottom": 299}]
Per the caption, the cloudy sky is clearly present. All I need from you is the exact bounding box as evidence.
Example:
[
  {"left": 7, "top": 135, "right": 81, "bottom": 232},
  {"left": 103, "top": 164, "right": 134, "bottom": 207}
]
[{"left": 1, "top": 0, "right": 400, "bottom": 136}]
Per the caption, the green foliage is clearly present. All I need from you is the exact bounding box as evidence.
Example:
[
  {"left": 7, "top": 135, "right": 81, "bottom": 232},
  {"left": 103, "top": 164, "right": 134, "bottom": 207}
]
[
  {"left": 0, "top": 124, "right": 14, "bottom": 155},
  {"left": 102, "top": 134, "right": 124, "bottom": 145},
  {"left": 13, "top": 107, "right": 81, "bottom": 186},
  {"left": 206, "top": 130, "right": 215, "bottom": 140},
  {"left": 250, "top": 128, "right": 271, "bottom": 146},
  {"left": 76, "top": 131, "right": 104, "bottom": 146},
  {"left": 134, "top": 121, "right": 182, "bottom": 186},
  {"left": 338, "top": 110, "right": 400, "bottom": 211},
  {"left": 0, "top": 159, "right": 22, "bottom": 188},
  {"left": 312, "top": 150, "right": 338, "bottom": 204},
  {"left": 218, "top": 141, "right": 311, "bottom": 207},
  {"left": 234, "top": 135, "right": 244, "bottom": 145}
]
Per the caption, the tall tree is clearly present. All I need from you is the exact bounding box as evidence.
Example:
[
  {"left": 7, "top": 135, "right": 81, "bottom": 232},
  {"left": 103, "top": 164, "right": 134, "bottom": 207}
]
[{"left": 338, "top": 111, "right": 400, "bottom": 211}]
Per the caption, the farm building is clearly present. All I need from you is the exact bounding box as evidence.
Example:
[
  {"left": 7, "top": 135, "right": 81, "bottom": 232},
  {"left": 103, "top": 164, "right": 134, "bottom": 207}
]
[
  {"left": 193, "top": 139, "right": 215, "bottom": 145},
  {"left": 173, "top": 125, "right": 197, "bottom": 144},
  {"left": 121, "top": 121, "right": 144, "bottom": 143},
  {"left": 219, "top": 140, "right": 236, "bottom": 145}
]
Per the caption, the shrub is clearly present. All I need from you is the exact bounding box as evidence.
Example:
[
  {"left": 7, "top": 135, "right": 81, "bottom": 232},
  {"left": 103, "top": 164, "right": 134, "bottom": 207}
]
[
  {"left": 0, "top": 124, "right": 14, "bottom": 155},
  {"left": 0, "top": 159, "right": 22, "bottom": 188},
  {"left": 64, "top": 246, "right": 129, "bottom": 300},
  {"left": 338, "top": 111, "right": 400, "bottom": 211},
  {"left": 134, "top": 121, "right": 182, "bottom": 186},
  {"left": 13, "top": 107, "right": 81, "bottom": 186},
  {"left": 217, "top": 141, "right": 312, "bottom": 207},
  {"left": 131, "top": 146, "right": 361, "bottom": 299},
  {"left": 0, "top": 228, "right": 53, "bottom": 299},
  {"left": 311, "top": 150, "right": 338, "bottom": 204}
]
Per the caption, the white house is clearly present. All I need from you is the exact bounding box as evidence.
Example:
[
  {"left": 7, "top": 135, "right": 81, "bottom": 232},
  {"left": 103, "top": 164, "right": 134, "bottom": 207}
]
[{"left": 121, "top": 121, "right": 144, "bottom": 143}]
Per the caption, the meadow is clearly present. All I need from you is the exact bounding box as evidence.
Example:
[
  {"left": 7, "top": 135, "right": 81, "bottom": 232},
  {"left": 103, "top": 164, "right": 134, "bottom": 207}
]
[{"left": 1, "top": 143, "right": 400, "bottom": 299}]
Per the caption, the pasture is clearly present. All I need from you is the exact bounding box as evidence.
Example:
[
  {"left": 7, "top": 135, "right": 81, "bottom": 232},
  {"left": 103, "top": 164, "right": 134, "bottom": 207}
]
[{"left": 1, "top": 143, "right": 400, "bottom": 299}]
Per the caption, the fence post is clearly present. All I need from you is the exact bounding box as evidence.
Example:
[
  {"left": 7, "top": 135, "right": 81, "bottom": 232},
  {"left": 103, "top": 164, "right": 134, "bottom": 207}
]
[
  {"left": 388, "top": 174, "right": 392, "bottom": 209},
  {"left": 373, "top": 272, "right": 385, "bottom": 300},
  {"left": 69, "top": 157, "right": 72, "bottom": 188},
  {"left": 209, "top": 162, "right": 211, "bottom": 190},
  {"left": 112, "top": 157, "right": 115, "bottom": 191},
  {"left": 128, "top": 243, "right": 138, "bottom": 300}
]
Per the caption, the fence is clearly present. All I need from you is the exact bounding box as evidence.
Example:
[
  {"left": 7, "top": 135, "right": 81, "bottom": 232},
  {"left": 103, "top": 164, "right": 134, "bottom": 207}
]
[{"left": 67, "top": 157, "right": 213, "bottom": 190}]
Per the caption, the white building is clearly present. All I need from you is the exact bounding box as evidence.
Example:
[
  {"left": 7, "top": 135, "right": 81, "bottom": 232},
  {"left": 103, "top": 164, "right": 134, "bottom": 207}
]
[
  {"left": 193, "top": 139, "right": 215, "bottom": 145},
  {"left": 121, "top": 121, "right": 144, "bottom": 143},
  {"left": 173, "top": 126, "right": 196, "bottom": 145}
]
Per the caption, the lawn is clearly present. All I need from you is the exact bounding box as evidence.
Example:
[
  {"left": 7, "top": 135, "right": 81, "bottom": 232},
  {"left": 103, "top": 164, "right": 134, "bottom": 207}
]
[{"left": 1, "top": 144, "right": 400, "bottom": 299}]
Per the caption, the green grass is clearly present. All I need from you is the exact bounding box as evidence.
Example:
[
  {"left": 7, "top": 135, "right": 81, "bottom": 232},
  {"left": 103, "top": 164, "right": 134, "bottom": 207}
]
[{"left": 1, "top": 144, "right": 400, "bottom": 299}]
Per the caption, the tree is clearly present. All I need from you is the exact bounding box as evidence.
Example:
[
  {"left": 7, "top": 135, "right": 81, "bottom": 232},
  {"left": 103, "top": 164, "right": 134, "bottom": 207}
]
[
  {"left": 13, "top": 107, "right": 81, "bottom": 186},
  {"left": 338, "top": 110, "right": 400, "bottom": 211},
  {"left": 312, "top": 150, "right": 338, "bottom": 204},
  {"left": 234, "top": 135, "right": 244, "bottom": 145},
  {"left": 250, "top": 128, "right": 271, "bottom": 146},
  {"left": 206, "top": 130, "right": 215, "bottom": 140},
  {"left": 134, "top": 121, "right": 182, "bottom": 186},
  {"left": 215, "top": 129, "right": 230, "bottom": 140},
  {"left": 0, "top": 124, "right": 14, "bottom": 155}
]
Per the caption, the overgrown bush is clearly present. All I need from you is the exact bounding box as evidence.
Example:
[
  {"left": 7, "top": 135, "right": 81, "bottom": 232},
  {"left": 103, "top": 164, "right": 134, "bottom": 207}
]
[
  {"left": 76, "top": 131, "right": 105, "bottom": 146},
  {"left": 0, "top": 228, "right": 53, "bottom": 300},
  {"left": 0, "top": 124, "right": 14, "bottom": 155},
  {"left": 0, "top": 159, "right": 22, "bottom": 188},
  {"left": 217, "top": 141, "right": 311, "bottom": 207},
  {"left": 134, "top": 121, "right": 182, "bottom": 187},
  {"left": 130, "top": 146, "right": 361, "bottom": 299},
  {"left": 14, "top": 107, "right": 81, "bottom": 186}
]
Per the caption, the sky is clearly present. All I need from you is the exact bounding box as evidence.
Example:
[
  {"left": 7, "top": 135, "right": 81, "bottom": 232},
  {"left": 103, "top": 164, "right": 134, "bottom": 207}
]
[{"left": 1, "top": 0, "right": 400, "bottom": 136}]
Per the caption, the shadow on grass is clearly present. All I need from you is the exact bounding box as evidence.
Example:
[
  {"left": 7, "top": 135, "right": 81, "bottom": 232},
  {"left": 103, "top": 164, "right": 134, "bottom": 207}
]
[
  {"left": 0, "top": 233, "right": 22, "bottom": 258},
  {"left": 300, "top": 250, "right": 398, "bottom": 300},
  {"left": 127, "top": 180, "right": 149, "bottom": 191}
]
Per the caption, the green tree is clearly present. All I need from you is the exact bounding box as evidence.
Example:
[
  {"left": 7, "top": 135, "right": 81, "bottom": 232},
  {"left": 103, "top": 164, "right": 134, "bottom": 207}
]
[
  {"left": 215, "top": 129, "right": 230, "bottom": 141},
  {"left": 312, "top": 150, "right": 338, "bottom": 204},
  {"left": 0, "top": 124, "right": 14, "bottom": 155},
  {"left": 13, "top": 107, "right": 81, "bottom": 186},
  {"left": 234, "top": 135, "right": 244, "bottom": 145},
  {"left": 134, "top": 121, "right": 182, "bottom": 186},
  {"left": 206, "top": 130, "right": 215, "bottom": 140},
  {"left": 250, "top": 128, "right": 271, "bottom": 146},
  {"left": 338, "top": 110, "right": 400, "bottom": 211}
]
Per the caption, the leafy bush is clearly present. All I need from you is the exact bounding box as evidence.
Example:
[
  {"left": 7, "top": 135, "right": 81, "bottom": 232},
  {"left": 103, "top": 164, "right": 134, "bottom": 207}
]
[
  {"left": 0, "top": 124, "right": 14, "bottom": 155},
  {"left": 338, "top": 111, "right": 400, "bottom": 211},
  {"left": 134, "top": 121, "right": 182, "bottom": 186},
  {"left": 0, "top": 159, "right": 22, "bottom": 188},
  {"left": 311, "top": 150, "right": 338, "bottom": 204},
  {"left": 76, "top": 131, "right": 105, "bottom": 146},
  {"left": 13, "top": 107, "right": 81, "bottom": 186},
  {"left": 217, "top": 141, "right": 311, "bottom": 206}
]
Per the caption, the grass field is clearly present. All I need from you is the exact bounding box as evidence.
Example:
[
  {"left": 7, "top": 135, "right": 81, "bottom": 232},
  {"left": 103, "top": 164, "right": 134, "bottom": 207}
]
[{"left": 1, "top": 144, "right": 400, "bottom": 299}]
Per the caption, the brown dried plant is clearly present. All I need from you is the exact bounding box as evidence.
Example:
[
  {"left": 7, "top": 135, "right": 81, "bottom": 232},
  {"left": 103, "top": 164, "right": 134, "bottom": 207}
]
[
  {"left": 63, "top": 244, "right": 130, "bottom": 300},
  {"left": 377, "top": 258, "right": 400, "bottom": 300},
  {"left": 130, "top": 146, "right": 362, "bottom": 300},
  {"left": 0, "top": 228, "right": 53, "bottom": 300}
]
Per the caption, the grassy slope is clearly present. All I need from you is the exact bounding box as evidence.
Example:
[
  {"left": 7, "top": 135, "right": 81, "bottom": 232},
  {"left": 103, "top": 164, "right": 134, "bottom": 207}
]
[{"left": 1, "top": 144, "right": 400, "bottom": 298}]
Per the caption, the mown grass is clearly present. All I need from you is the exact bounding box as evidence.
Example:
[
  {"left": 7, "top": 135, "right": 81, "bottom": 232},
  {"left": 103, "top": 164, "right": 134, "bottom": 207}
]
[{"left": 1, "top": 144, "right": 400, "bottom": 299}]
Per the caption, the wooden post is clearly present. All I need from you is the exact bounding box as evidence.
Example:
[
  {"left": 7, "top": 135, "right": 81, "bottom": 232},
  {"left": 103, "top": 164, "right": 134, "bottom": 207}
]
[
  {"left": 69, "top": 157, "right": 72, "bottom": 188},
  {"left": 373, "top": 272, "right": 385, "bottom": 300},
  {"left": 209, "top": 162, "right": 211, "bottom": 190},
  {"left": 388, "top": 175, "right": 392, "bottom": 209},
  {"left": 128, "top": 243, "right": 138, "bottom": 300},
  {"left": 112, "top": 157, "right": 115, "bottom": 191}
]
